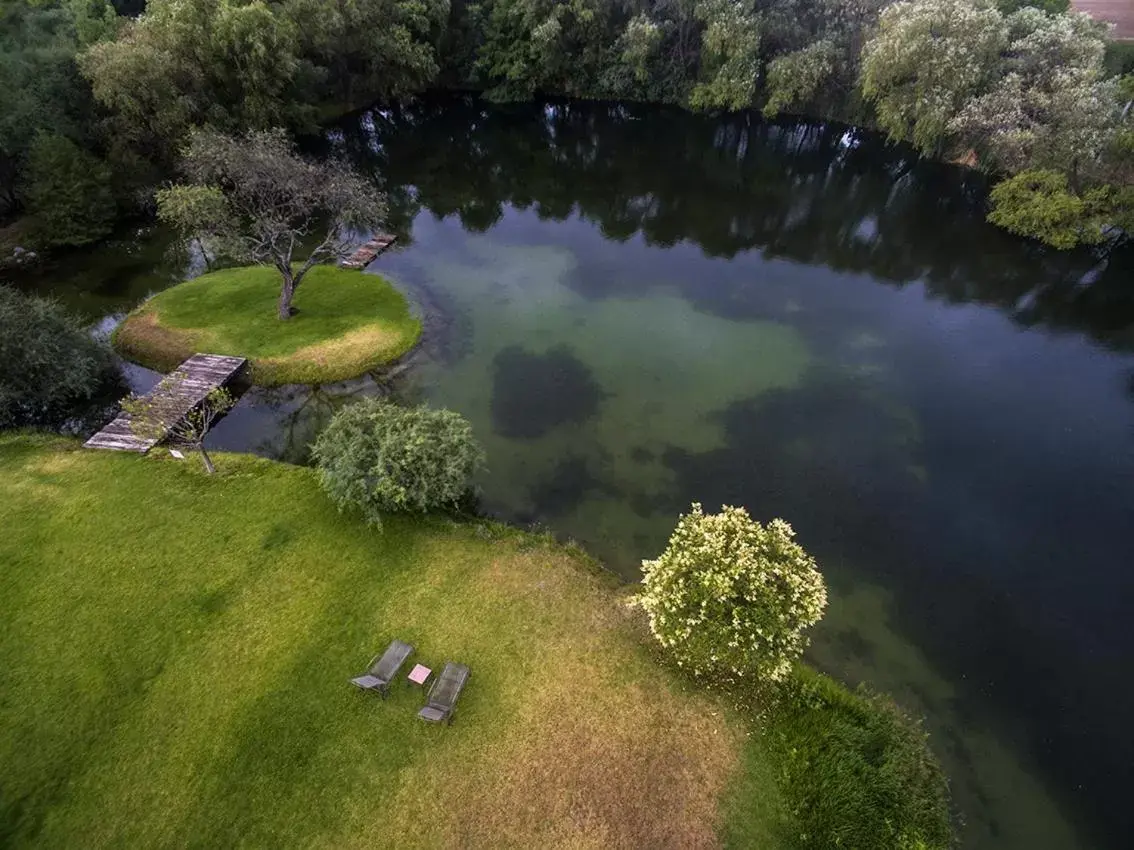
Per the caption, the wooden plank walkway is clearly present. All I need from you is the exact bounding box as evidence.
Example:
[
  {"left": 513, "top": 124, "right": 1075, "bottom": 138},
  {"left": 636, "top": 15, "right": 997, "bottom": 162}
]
[
  {"left": 340, "top": 233, "right": 397, "bottom": 270},
  {"left": 84, "top": 354, "right": 248, "bottom": 452}
]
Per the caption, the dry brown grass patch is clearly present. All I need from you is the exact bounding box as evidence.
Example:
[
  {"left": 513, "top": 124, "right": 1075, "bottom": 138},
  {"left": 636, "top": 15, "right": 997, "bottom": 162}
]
[
  {"left": 113, "top": 311, "right": 202, "bottom": 374},
  {"left": 368, "top": 542, "right": 742, "bottom": 850},
  {"left": 116, "top": 311, "right": 416, "bottom": 386},
  {"left": 425, "top": 666, "right": 738, "bottom": 849},
  {"left": 258, "top": 324, "right": 402, "bottom": 370}
]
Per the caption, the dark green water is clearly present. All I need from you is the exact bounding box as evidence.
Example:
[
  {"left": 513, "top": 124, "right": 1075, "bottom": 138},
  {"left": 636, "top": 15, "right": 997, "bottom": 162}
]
[{"left": 10, "top": 96, "right": 1134, "bottom": 849}]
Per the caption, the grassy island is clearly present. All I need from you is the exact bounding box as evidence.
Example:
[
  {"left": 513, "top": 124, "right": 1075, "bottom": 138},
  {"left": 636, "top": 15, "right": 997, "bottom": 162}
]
[
  {"left": 0, "top": 434, "right": 952, "bottom": 848},
  {"left": 113, "top": 265, "right": 421, "bottom": 385}
]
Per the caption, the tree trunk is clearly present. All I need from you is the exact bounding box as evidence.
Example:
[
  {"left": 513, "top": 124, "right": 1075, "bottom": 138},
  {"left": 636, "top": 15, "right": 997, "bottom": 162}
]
[
  {"left": 278, "top": 269, "right": 296, "bottom": 320},
  {"left": 198, "top": 445, "right": 216, "bottom": 474}
]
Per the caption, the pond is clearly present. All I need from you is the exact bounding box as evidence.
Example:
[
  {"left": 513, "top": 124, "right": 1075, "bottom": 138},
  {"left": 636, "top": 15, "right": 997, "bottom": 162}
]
[{"left": 12, "top": 95, "right": 1134, "bottom": 850}]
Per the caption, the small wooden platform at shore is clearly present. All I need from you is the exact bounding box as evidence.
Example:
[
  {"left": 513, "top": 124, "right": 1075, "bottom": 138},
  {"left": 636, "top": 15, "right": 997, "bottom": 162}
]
[
  {"left": 84, "top": 354, "right": 248, "bottom": 453},
  {"left": 340, "top": 233, "right": 397, "bottom": 270}
]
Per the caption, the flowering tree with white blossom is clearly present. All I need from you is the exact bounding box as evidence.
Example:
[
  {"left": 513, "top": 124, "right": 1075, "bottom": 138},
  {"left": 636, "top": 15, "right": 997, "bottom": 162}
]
[{"left": 638, "top": 503, "right": 828, "bottom": 684}]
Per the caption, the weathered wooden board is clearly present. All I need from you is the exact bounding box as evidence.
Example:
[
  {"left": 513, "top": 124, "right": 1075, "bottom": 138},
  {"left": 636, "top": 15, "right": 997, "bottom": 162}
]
[
  {"left": 340, "top": 233, "right": 398, "bottom": 270},
  {"left": 84, "top": 354, "right": 247, "bottom": 452}
]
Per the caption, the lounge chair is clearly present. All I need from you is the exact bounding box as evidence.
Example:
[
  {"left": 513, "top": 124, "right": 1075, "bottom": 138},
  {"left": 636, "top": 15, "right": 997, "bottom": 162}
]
[
  {"left": 350, "top": 639, "right": 414, "bottom": 698},
  {"left": 418, "top": 662, "right": 470, "bottom": 725}
]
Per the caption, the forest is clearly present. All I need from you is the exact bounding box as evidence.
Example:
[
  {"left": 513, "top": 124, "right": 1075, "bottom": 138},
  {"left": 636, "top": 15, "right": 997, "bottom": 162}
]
[{"left": 1, "top": 0, "right": 1132, "bottom": 252}]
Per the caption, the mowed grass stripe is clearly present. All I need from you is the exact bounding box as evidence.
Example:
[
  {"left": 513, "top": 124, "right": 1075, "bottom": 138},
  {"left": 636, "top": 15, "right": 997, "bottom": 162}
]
[{"left": 0, "top": 436, "right": 780, "bottom": 848}]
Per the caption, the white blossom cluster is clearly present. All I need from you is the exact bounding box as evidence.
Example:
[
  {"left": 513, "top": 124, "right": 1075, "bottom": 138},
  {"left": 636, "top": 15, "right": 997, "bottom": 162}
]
[
  {"left": 861, "top": 0, "right": 1008, "bottom": 153},
  {"left": 638, "top": 503, "right": 828, "bottom": 684}
]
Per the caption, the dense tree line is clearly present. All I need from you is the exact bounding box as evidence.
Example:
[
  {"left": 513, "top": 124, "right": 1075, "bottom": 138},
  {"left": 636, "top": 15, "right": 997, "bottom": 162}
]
[
  {"left": 1, "top": 0, "right": 442, "bottom": 247},
  {"left": 0, "top": 1, "right": 119, "bottom": 245},
  {"left": 1, "top": 0, "right": 1131, "bottom": 250},
  {"left": 457, "top": 0, "right": 1132, "bottom": 247}
]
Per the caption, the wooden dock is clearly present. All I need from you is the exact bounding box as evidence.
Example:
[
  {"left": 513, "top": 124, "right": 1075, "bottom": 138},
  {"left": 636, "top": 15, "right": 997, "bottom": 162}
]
[
  {"left": 340, "top": 233, "right": 397, "bottom": 270},
  {"left": 84, "top": 354, "right": 248, "bottom": 452}
]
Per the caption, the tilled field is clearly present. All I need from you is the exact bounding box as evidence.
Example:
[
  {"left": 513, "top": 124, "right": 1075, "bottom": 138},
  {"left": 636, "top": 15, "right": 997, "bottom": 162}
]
[{"left": 1075, "top": 0, "right": 1134, "bottom": 39}]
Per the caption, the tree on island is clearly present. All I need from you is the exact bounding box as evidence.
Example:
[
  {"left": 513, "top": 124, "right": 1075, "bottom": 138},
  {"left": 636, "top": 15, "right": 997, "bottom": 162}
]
[
  {"left": 121, "top": 386, "right": 235, "bottom": 474},
  {"left": 156, "top": 128, "right": 386, "bottom": 320},
  {"left": 637, "top": 503, "right": 828, "bottom": 685}
]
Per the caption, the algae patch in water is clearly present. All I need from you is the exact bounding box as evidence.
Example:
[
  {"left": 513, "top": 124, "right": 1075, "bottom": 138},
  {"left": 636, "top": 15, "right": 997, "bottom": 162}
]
[{"left": 411, "top": 235, "right": 813, "bottom": 568}]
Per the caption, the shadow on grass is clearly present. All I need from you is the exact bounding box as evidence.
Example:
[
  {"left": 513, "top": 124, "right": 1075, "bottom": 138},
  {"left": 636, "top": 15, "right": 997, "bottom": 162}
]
[{"left": 170, "top": 522, "right": 433, "bottom": 844}]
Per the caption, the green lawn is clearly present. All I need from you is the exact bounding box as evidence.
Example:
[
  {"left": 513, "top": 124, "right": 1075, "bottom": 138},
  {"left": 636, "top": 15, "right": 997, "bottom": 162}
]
[
  {"left": 113, "top": 265, "right": 421, "bottom": 385},
  {"left": 0, "top": 434, "right": 952, "bottom": 848},
  {"left": 0, "top": 434, "right": 783, "bottom": 847}
]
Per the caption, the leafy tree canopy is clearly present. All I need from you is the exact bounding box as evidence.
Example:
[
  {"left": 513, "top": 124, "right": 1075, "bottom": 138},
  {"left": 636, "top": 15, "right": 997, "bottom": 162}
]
[
  {"left": 0, "top": 285, "right": 122, "bottom": 432},
  {"left": 988, "top": 168, "right": 1118, "bottom": 248},
  {"left": 22, "top": 131, "right": 116, "bottom": 247},
  {"left": 996, "top": 0, "right": 1068, "bottom": 13},
  {"left": 948, "top": 8, "right": 1113, "bottom": 176},
  {"left": 312, "top": 399, "right": 486, "bottom": 528},
  {"left": 156, "top": 127, "right": 386, "bottom": 319},
  {"left": 638, "top": 503, "right": 828, "bottom": 684},
  {"left": 80, "top": 0, "right": 444, "bottom": 163},
  {"left": 762, "top": 0, "right": 890, "bottom": 119},
  {"left": 689, "top": 0, "right": 762, "bottom": 111},
  {"left": 861, "top": 0, "right": 1008, "bottom": 154},
  {"left": 3, "top": 0, "right": 1130, "bottom": 252},
  {"left": 476, "top": 0, "right": 615, "bottom": 100},
  {"left": 80, "top": 0, "right": 313, "bottom": 165},
  {"left": 0, "top": 0, "right": 114, "bottom": 215}
]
